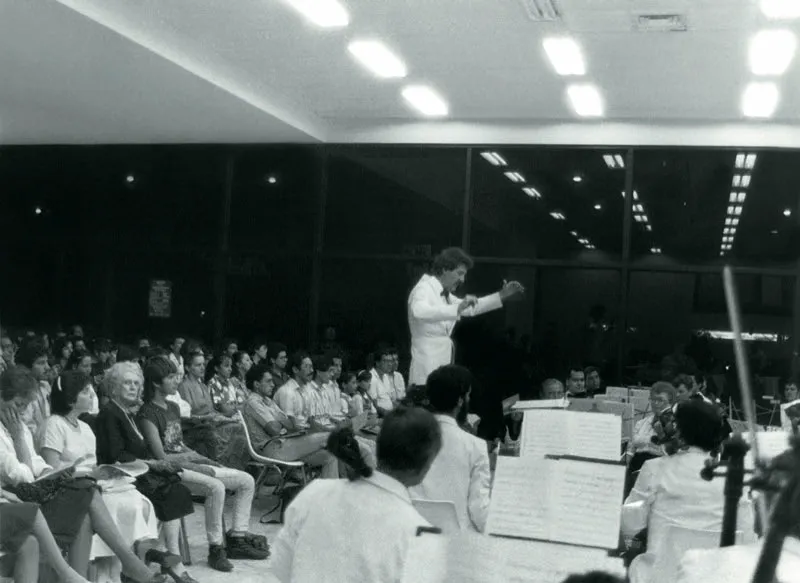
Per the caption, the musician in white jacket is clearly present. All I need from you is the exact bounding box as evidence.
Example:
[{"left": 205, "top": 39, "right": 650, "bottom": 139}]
[{"left": 407, "top": 247, "right": 524, "bottom": 387}]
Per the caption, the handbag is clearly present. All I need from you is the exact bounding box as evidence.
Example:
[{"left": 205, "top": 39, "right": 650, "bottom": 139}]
[
  {"left": 135, "top": 468, "right": 194, "bottom": 522},
  {"left": 9, "top": 470, "right": 96, "bottom": 506}
]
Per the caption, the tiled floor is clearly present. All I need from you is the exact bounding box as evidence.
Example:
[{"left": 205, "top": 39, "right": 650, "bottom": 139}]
[{"left": 178, "top": 492, "right": 284, "bottom": 583}]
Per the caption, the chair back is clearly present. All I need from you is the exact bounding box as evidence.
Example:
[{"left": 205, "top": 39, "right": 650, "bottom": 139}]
[
  {"left": 236, "top": 410, "right": 262, "bottom": 459},
  {"left": 411, "top": 499, "right": 462, "bottom": 533},
  {"left": 650, "top": 524, "right": 728, "bottom": 583}
]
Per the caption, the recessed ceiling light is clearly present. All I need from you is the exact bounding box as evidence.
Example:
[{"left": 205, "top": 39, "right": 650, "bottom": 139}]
[
  {"left": 126, "top": 174, "right": 135, "bottom": 183},
  {"left": 567, "top": 84, "right": 604, "bottom": 117},
  {"left": 724, "top": 228, "right": 732, "bottom": 235},
  {"left": 732, "top": 174, "right": 751, "bottom": 188},
  {"left": 480, "top": 151, "right": 507, "bottom": 166},
  {"left": 749, "top": 30, "right": 797, "bottom": 75},
  {"left": 348, "top": 40, "right": 407, "bottom": 78},
  {"left": 650, "top": 247, "right": 661, "bottom": 254},
  {"left": 729, "top": 192, "right": 747, "bottom": 203},
  {"left": 761, "top": 0, "right": 800, "bottom": 20},
  {"left": 784, "top": 208, "right": 793, "bottom": 217},
  {"left": 742, "top": 82, "right": 780, "bottom": 118},
  {"left": 34, "top": 206, "right": 42, "bottom": 215},
  {"left": 504, "top": 171, "right": 525, "bottom": 183},
  {"left": 594, "top": 203, "right": 602, "bottom": 210},
  {"left": 771, "top": 229, "right": 779, "bottom": 234},
  {"left": 745, "top": 154, "right": 757, "bottom": 169},
  {"left": 570, "top": 231, "right": 578, "bottom": 237},
  {"left": 645, "top": 224, "right": 652, "bottom": 232},
  {"left": 603, "top": 154, "right": 624, "bottom": 169},
  {"left": 633, "top": 204, "right": 644, "bottom": 213},
  {"left": 522, "top": 187, "right": 542, "bottom": 198},
  {"left": 402, "top": 85, "right": 449, "bottom": 117},
  {"left": 283, "top": 0, "right": 349, "bottom": 27},
  {"left": 542, "top": 37, "right": 586, "bottom": 76},
  {"left": 573, "top": 175, "right": 582, "bottom": 183},
  {"left": 550, "top": 211, "right": 566, "bottom": 220}
]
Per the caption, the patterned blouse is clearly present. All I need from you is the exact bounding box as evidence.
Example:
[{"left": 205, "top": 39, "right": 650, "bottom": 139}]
[{"left": 208, "top": 375, "right": 246, "bottom": 410}]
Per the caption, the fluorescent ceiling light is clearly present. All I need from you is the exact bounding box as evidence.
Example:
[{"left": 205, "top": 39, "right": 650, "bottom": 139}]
[
  {"left": 573, "top": 175, "right": 582, "bottom": 183},
  {"left": 480, "top": 151, "right": 507, "bottom": 166},
  {"left": 603, "top": 154, "right": 624, "bottom": 169},
  {"left": 522, "top": 187, "right": 542, "bottom": 199},
  {"left": 579, "top": 238, "right": 589, "bottom": 245},
  {"left": 567, "top": 84, "right": 604, "bottom": 117},
  {"left": 729, "top": 192, "right": 747, "bottom": 203},
  {"left": 650, "top": 248, "right": 661, "bottom": 254},
  {"left": 742, "top": 82, "right": 780, "bottom": 118},
  {"left": 633, "top": 204, "right": 644, "bottom": 213},
  {"left": 745, "top": 154, "right": 757, "bottom": 169},
  {"left": 570, "top": 231, "right": 578, "bottom": 237},
  {"left": 594, "top": 203, "right": 602, "bottom": 210},
  {"left": 785, "top": 208, "right": 793, "bottom": 217},
  {"left": 587, "top": 245, "right": 596, "bottom": 250},
  {"left": 402, "top": 85, "right": 449, "bottom": 117},
  {"left": 732, "top": 174, "right": 752, "bottom": 188},
  {"left": 735, "top": 153, "right": 745, "bottom": 169},
  {"left": 761, "top": 0, "right": 800, "bottom": 20},
  {"left": 724, "top": 228, "right": 732, "bottom": 235},
  {"left": 348, "top": 40, "right": 407, "bottom": 78},
  {"left": 550, "top": 211, "right": 566, "bottom": 220},
  {"left": 634, "top": 214, "right": 644, "bottom": 223},
  {"left": 749, "top": 30, "right": 796, "bottom": 75},
  {"left": 283, "top": 0, "right": 349, "bottom": 27},
  {"left": 504, "top": 171, "right": 525, "bottom": 183},
  {"left": 645, "top": 224, "right": 652, "bottom": 232},
  {"left": 543, "top": 37, "right": 586, "bottom": 76}
]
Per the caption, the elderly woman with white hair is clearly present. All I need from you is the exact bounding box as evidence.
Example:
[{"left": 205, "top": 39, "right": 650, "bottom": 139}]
[{"left": 95, "top": 362, "right": 199, "bottom": 583}]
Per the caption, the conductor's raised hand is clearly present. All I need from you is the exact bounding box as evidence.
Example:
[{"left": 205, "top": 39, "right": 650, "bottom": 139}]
[
  {"left": 499, "top": 279, "right": 525, "bottom": 301},
  {"left": 457, "top": 295, "right": 479, "bottom": 314}
]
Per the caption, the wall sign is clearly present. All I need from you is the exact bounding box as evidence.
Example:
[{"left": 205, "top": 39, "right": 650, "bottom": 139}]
[{"left": 148, "top": 279, "right": 172, "bottom": 318}]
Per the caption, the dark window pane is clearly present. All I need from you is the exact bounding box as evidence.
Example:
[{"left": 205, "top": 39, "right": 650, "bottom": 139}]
[
  {"left": 230, "top": 147, "right": 319, "bottom": 253},
  {"left": 470, "top": 148, "right": 625, "bottom": 259},
  {"left": 631, "top": 149, "right": 800, "bottom": 267},
  {"left": 324, "top": 147, "right": 465, "bottom": 254}
]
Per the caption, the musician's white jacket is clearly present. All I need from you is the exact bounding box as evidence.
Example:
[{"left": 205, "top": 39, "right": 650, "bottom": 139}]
[{"left": 407, "top": 273, "right": 503, "bottom": 386}]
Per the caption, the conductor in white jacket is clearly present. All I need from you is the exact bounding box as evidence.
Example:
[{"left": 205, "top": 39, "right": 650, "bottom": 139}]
[{"left": 407, "top": 247, "right": 524, "bottom": 386}]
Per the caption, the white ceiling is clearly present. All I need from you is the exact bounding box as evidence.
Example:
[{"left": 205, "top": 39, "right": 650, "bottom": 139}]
[{"left": 2, "top": 0, "right": 800, "bottom": 145}]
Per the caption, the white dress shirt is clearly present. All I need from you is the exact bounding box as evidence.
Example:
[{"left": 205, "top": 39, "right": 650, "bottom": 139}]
[
  {"left": 677, "top": 536, "right": 800, "bottom": 583},
  {"left": 274, "top": 379, "right": 308, "bottom": 429},
  {"left": 268, "top": 471, "right": 430, "bottom": 583},
  {"left": 622, "top": 447, "right": 756, "bottom": 579},
  {"left": 407, "top": 273, "right": 503, "bottom": 386},
  {"left": 387, "top": 372, "right": 407, "bottom": 403},
  {"left": 369, "top": 369, "right": 395, "bottom": 411},
  {"left": 627, "top": 413, "right": 667, "bottom": 458},
  {"left": 0, "top": 421, "right": 52, "bottom": 485},
  {"left": 408, "top": 414, "right": 491, "bottom": 532}
]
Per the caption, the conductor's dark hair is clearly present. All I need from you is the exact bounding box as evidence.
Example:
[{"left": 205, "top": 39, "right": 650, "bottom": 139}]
[
  {"left": 376, "top": 406, "right": 442, "bottom": 475},
  {"left": 326, "top": 427, "right": 373, "bottom": 481},
  {"left": 674, "top": 399, "right": 724, "bottom": 451},
  {"left": 561, "top": 572, "right": 625, "bottom": 583},
  {"left": 431, "top": 247, "right": 473, "bottom": 275},
  {"left": 426, "top": 365, "right": 472, "bottom": 414}
]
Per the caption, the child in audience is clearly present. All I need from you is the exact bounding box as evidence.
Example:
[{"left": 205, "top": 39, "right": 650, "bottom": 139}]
[
  {"left": 138, "top": 356, "right": 268, "bottom": 573},
  {"left": 352, "top": 370, "right": 378, "bottom": 417},
  {"left": 339, "top": 371, "right": 359, "bottom": 418},
  {"left": 206, "top": 353, "right": 246, "bottom": 414}
]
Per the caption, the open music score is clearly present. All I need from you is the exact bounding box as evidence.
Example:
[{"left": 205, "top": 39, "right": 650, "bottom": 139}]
[
  {"left": 486, "top": 456, "right": 625, "bottom": 550},
  {"left": 401, "top": 531, "right": 626, "bottom": 583},
  {"left": 520, "top": 409, "right": 622, "bottom": 461}
]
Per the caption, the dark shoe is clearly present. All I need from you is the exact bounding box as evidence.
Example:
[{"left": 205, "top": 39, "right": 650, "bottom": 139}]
[
  {"left": 225, "top": 533, "right": 269, "bottom": 560},
  {"left": 207, "top": 544, "right": 233, "bottom": 572},
  {"left": 144, "top": 549, "right": 182, "bottom": 570}
]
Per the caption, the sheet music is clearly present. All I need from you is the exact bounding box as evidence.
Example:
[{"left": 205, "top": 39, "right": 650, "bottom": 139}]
[
  {"left": 548, "top": 459, "right": 626, "bottom": 549},
  {"left": 502, "top": 394, "right": 520, "bottom": 414},
  {"left": 486, "top": 457, "right": 550, "bottom": 540},
  {"left": 566, "top": 411, "right": 622, "bottom": 461},
  {"left": 512, "top": 398, "right": 568, "bottom": 411},
  {"left": 402, "top": 531, "right": 626, "bottom": 583},
  {"left": 520, "top": 411, "right": 568, "bottom": 458}
]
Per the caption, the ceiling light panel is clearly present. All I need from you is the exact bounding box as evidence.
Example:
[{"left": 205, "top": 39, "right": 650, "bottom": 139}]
[
  {"left": 348, "top": 40, "right": 407, "bottom": 78},
  {"left": 603, "top": 154, "right": 625, "bottom": 169},
  {"left": 504, "top": 171, "right": 525, "bottom": 183},
  {"left": 402, "top": 85, "right": 449, "bottom": 117},
  {"left": 742, "top": 82, "right": 780, "bottom": 118},
  {"left": 522, "top": 187, "right": 542, "bottom": 198},
  {"left": 543, "top": 37, "right": 586, "bottom": 76},
  {"left": 749, "top": 30, "right": 797, "bottom": 76},
  {"left": 480, "top": 151, "right": 507, "bottom": 166},
  {"left": 761, "top": 0, "right": 800, "bottom": 20},
  {"left": 567, "top": 84, "right": 604, "bottom": 117},
  {"left": 550, "top": 211, "right": 566, "bottom": 220},
  {"left": 283, "top": 0, "right": 349, "bottom": 27}
]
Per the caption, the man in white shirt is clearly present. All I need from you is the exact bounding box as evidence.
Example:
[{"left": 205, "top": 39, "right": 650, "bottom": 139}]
[
  {"left": 387, "top": 347, "right": 407, "bottom": 403},
  {"left": 274, "top": 351, "right": 329, "bottom": 431},
  {"left": 407, "top": 247, "right": 524, "bottom": 386},
  {"left": 369, "top": 346, "right": 397, "bottom": 415},
  {"left": 409, "top": 364, "right": 491, "bottom": 532},
  {"left": 15, "top": 339, "right": 52, "bottom": 438}
]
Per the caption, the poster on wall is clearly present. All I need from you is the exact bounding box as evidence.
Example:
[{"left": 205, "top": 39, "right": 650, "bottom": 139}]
[{"left": 148, "top": 280, "right": 172, "bottom": 318}]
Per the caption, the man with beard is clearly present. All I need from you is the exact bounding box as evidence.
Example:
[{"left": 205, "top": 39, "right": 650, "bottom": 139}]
[{"left": 409, "top": 364, "right": 491, "bottom": 532}]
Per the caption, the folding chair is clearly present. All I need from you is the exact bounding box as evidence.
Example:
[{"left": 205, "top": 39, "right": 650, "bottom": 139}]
[{"left": 236, "top": 411, "right": 308, "bottom": 523}]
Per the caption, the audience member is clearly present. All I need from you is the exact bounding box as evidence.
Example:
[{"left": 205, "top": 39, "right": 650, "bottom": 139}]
[
  {"left": 268, "top": 407, "right": 442, "bottom": 582},
  {"left": 0, "top": 366, "right": 166, "bottom": 583},
  {"left": 338, "top": 371, "right": 358, "bottom": 417},
  {"left": 542, "top": 378, "right": 565, "bottom": 400},
  {"left": 312, "top": 354, "right": 341, "bottom": 420},
  {"left": 206, "top": 352, "right": 246, "bottom": 414},
  {"left": 352, "top": 370, "right": 378, "bottom": 416},
  {"left": 268, "top": 342, "right": 290, "bottom": 387},
  {"left": 369, "top": 345, "right": 397, "bottom": 416},
  {"left": 167, "top": 336, "right": 185, "bottom": 383},
  {"left": 221, "top": 338, "right": 238, "bottom": 359},
  {"left": 251, "top": 339, "right": 268, "bottom": 367},
  {"left": 410, "top": 364, "right": 491, "bottom": 532},
  {"left": 273, "top": 351, "right": 320, "bottom": 431},
  {"left": 584, "top": 365, "right": 602, "bottom": 395},
  {"left": 243, "top": 363, "right": 338, "bottom": 478},
  {"left": 51, "top": 335, "right": 73, "bottom": 376},
  {"left": 138, "top": 357, "right": 267, "bottom": 572},
  {"left": 66, "top": 349, "right": 101, "bottom": 413},
  {"left": 95, "top": 362, "right": 197, "bottom": 582},
  {"left": 231, "top": 350, "right": 253, "bottom": 398},
  {"left": 15, "top": 338, "right": 52, "bottom": 437}
]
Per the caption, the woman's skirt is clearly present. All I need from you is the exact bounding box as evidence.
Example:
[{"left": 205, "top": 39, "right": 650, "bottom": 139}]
[
  {"left": 0, "top": 502, "right": 38, "bottom": 552},
  {"left": 91, "top": 483, "right": 158, "bottom": 559}
]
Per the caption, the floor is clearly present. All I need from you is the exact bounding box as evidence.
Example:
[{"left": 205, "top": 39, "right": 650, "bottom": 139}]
[{"left": 178, "top": 491, "right": 284, "bottom": 583}]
